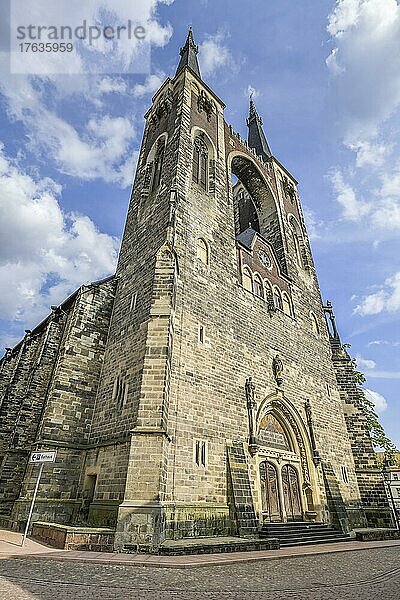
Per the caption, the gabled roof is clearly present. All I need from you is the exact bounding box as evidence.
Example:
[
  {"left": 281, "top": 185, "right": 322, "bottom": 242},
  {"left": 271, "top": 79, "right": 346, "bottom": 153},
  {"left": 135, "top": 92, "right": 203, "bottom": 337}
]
[{"left": 235, "top": 226, "right": 258, "bottom": 250}]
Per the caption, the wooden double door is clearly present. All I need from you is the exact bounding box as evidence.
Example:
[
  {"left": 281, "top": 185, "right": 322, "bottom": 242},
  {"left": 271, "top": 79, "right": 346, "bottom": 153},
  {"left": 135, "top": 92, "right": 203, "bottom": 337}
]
[{"left": 260, "top": 461, "right": 302, "bottom": 522}]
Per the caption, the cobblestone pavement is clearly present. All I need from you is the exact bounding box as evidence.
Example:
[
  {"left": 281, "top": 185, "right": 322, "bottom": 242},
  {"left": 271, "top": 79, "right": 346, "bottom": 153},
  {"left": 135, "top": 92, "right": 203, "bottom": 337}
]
[{"left": 0, "top": 546, "right": 400, "bottom": 600}]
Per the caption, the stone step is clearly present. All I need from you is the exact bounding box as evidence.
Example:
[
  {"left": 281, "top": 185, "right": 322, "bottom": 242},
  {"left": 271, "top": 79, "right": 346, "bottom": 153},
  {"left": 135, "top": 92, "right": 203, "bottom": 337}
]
[
  {"left": 259, "top": 520, "right": 350, "bottom": 547},
  {"left": 277, "top": 535, "right": 351, "bottom": 547},
  {"left": 259, "top": 530, "right": 345, "bottom": 540}
]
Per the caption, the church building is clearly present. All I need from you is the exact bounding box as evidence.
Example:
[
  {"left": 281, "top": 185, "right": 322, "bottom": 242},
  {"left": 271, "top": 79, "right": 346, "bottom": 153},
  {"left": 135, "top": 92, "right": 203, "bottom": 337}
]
[{"left": 0, "top": 30, "right": 393, "bottom": 552}]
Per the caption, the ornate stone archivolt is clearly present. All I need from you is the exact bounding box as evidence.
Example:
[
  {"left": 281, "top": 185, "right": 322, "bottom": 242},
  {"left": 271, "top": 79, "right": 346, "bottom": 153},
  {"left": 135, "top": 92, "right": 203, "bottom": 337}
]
[{"left": 267, "top": 399, "right": 311, "bottom": 489}]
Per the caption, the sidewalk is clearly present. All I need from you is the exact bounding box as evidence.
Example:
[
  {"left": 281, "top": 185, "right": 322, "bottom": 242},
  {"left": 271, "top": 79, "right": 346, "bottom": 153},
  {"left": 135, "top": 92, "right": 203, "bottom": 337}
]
[{"left": 1, "top": 529, "right": 400, "bottom": 568}]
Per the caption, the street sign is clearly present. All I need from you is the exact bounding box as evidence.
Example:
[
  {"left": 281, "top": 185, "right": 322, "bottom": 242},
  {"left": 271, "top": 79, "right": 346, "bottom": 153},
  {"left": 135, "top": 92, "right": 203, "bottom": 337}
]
[
  {"left": 29, "top": 451, "right": 57, "bottom": 463},
  {"left": 22, "top": 450, "right": 57, "bottom": 546}
]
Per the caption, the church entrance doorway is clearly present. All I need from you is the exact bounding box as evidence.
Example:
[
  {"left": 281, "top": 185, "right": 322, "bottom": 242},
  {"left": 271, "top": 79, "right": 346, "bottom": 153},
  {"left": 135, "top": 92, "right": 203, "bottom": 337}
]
[
  {"left": 260, "top": 461, "right": 281, "bottom": 522},
  {"left": 282, "top": 464, "right": 302, "bottom": 521},
  {"left": 259, "top": 460, "right": 303, "bottom": 522}
]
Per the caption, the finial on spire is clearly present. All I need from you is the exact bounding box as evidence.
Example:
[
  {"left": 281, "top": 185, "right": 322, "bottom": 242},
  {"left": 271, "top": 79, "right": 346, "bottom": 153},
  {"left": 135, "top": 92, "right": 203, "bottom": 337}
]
[{"left": 175, "top": 27, "right": 201, "bottom": 79}]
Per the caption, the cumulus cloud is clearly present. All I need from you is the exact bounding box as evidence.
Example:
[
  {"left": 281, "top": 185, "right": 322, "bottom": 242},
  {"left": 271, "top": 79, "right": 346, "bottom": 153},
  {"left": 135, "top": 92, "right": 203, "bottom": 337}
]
[
  {"left": 329, "top": 164, "right": 400, "bottom": 231},
  {"left": 133, "top": 73, "right": 166, "bottom": 97},
  {"left": 347, "top": 140, "right": 392, "bottom": 168},
  {"left": 198, "top": 31, "right": 234, "bottom": 77},
  {"left": 364, "top": 388, "right": 388, "bottom": 413},
  {"left": 327, "top": 0, "right": 400, "bottom": 142},
  {"left": 356, "top": 355, "right": 376, "bottom": 370},
  {"left": 0, "top": 73, "right": 136, "bottom": 187},
  {"left": 354, "top": 271, "right": 400, "bottom": 315},
  {"left": 10, "top": 0, "right": 174, "bottom": 76},
  {"left": 0, "top": 144, "right": 118, "bottom": 326},
  {"left": 326, "top": 3, "right": 400, "bottom": 237},
  {"left": 97, "top": 77, "right": 128, "bottom": 95},
  {"left": 329, "top": 169, "right": 371, "bottom": 221}
]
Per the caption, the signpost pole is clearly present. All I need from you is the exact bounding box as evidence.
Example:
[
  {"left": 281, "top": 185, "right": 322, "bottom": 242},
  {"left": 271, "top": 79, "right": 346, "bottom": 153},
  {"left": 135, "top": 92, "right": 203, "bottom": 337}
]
[{"left": 21, "top": 462, "right": 44, "bottom": 547}]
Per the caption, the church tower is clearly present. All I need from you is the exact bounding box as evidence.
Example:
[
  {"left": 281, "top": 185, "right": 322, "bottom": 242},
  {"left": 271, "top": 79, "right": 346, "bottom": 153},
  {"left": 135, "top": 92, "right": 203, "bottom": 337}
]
[
  {"left": 87, "top": 29, "right": 391, "bottom": 549},
  {"left": 0, "top": 29, "right": 392, "bottom": 551}
]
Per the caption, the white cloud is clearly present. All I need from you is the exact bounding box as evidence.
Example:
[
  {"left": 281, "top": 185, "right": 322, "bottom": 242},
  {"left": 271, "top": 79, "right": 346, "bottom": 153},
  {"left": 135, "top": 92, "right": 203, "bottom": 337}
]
[
  {"left": 354, "top": 271, "right": 400, "bottom": 315},
  {"left": 329, "top": 169, "right": 371, "bottom": 220},
  {"left": 347, "top": 140, "right": 392, "bottom": 168},
  {"left": 364, "top": 388, "right": 388, "bottom": 413},
  {"left": 356, "top": 355, "right": 376, "bottom": 370},
  {"left": 198, "top": 31, "right": 234, "bottom": 77},
  {"left": 133, "top": 73, "right": 166, "bottom": 97},
  {"left": 0, "top": 144, "right": 118, "bottom": 325},
  {"left": 10, "top": 0, "right": 174, "bottom": 76},
  {"left": 0, "top": 73, "right": 136, "bottom": 187},
  {"left": 303, "top": 207, "right": 326, "bottom": 240},
  {"left": 327, "top": 0, "right": 400, "bottom": 142},
  {"left": 97, "top": 77, "right": 128, "bottom": 94},
  {"left": 367, "top": 340, "right": 390, "bottom": 346}
]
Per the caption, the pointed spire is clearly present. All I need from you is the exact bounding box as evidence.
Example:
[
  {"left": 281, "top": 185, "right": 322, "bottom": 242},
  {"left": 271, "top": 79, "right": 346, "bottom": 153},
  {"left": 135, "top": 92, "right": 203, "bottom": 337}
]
[
  {"left": 247, "top": 97, "right": 272, "bottom": 160},
  {"left": 175, "top": 27, "right": 201, "bottom": 79}
]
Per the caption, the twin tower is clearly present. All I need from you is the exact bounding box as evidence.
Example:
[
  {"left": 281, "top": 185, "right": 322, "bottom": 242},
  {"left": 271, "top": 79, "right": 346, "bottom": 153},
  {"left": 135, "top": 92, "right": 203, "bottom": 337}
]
[{"left": 0, "top": 30, "right": 392, "bottom": 551}]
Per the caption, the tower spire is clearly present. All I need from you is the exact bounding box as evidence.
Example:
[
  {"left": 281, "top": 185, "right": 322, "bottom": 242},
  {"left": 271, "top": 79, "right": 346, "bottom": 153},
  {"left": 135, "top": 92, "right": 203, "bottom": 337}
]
[
  {"left": 175, "top": 27, "right": 201, "bottom": 79},
  {"left": 247, "top": 97, "right": 272, "bottom": 160}
]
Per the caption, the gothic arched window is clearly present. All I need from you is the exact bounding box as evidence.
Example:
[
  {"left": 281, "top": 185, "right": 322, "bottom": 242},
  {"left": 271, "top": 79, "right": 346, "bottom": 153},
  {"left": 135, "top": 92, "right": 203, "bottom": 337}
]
[
  {"left": 242, "top": 267, "right": 253, "bottom": 293},
  {"left": 282, "top": 292, "right": 292, "bottom": 317},
  {"left": 151, "top": 140, "right": 165, "bottom": 191},
  {"left": 311, "top": 312, "right": 320, "bottom": 335},
  {"left": 193, "top": 135, "right": 208, "bottom": 190},
  {"left": 264, "top": 280, "right": 273, "bottom": 308},
  {"left": 289, "top": 217, "right": 305, "bottom": 269},
  {"left": 273, "top": 287, "right": 283, "bottom": 311},
  {"left": 196, "top": 238, "right": 209, "bottom": 265},
  {"left": 254, "top": 274, "right": 264, "bottom": 299}
]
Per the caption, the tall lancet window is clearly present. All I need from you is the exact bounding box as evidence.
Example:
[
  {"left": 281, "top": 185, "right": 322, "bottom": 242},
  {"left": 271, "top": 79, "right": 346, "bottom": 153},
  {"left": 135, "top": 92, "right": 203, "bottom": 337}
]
[
  {"left": 193, "top": 135, "right": 208, "bottom": 190},
  {"left": 291, "top": 227, "right": 303, "bottom": 268},
  {"left": 151, "top": 139, "right": 165, "bottom": 191}
]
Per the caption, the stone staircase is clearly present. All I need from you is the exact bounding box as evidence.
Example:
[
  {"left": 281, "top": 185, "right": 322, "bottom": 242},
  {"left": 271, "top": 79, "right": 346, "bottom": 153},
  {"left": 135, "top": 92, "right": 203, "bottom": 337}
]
[{"left": 259, "top": 522, "right": 351, "bottom": 547}]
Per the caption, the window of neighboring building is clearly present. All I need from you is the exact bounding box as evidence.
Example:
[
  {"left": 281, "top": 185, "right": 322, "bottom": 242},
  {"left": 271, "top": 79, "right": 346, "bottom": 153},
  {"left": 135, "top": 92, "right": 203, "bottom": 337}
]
[
  {"left": 273, "top": 287, "right": 283, "bottom": 311},
  {"left": 196, "top": 238, "right": 209, "bottom": 265},
  {"left": 193, "top": 135, "right": 208, "bottom": 190},
  {"left": 393, "top": 473, "right": 399, "bottom": 481},
  {"left": 282, "top": 292, "right": 292, "bottom": 317},
  {"left": 254, "top": 274, "right": 264, "bottom": 299},
  {"left": 242, "top": 267, "right": 253, "bottom": 293}
]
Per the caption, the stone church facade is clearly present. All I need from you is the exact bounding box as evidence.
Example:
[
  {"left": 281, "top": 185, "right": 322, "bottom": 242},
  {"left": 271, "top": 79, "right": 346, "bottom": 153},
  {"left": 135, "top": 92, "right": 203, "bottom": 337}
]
[{"left": 0, "top": 30, "right": 392, "bottom": 551}]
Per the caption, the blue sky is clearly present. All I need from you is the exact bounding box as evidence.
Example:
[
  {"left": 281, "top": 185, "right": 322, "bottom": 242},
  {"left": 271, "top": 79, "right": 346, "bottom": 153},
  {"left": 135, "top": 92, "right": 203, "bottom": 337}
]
[{"left": 0, "top": 0, "right": 399, "bottom": 446}]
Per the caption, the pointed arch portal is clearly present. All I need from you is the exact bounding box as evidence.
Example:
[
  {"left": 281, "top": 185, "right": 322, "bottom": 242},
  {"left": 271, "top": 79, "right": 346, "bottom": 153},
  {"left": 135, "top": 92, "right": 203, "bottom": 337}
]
[{"left": 256, "top": 395, "right": 319, "bottom": 523}]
